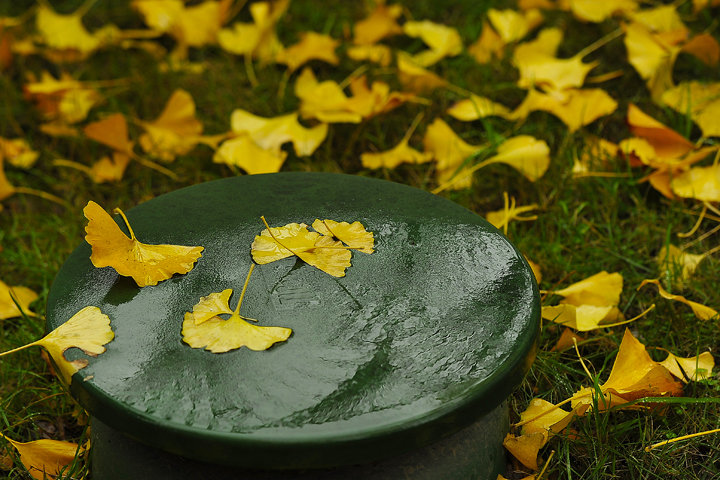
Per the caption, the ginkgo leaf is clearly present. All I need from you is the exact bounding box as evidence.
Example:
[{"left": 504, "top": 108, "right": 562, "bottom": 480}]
[
  {"left": 23, "top": 72, "right": 102, "bottom": 125},
  {"left": 486, "top": 194, "right": 538, "bottom": 234},
  {"left": 656, "top": 244, "right": 707, "bottom": 289},
  {"left": 0, "top": 434, "right": 81, "bottom": 480},
  {"left": 396, "top": 52, "right": 448, "bottom": 92},
  {"left": 36, "top": 2, "right": 100, "bottom": 54},
  {"left": 133, "top": 0, "right": 229, "bottom": 48},
  {"left": 90, "top": 152, "right": 131, "bottom": 184},
  {"left": 681, "top": 33, "right": 720, "bottom": 67},
  {"left": 138, "top": 89, "right": 203, "bottom": 162},
  {"left": 638, "top": 279, "right": 718, "bottom": 320},
  {"left": 503, "top": 432, "right": 545, "bottom": 470},
  {"left": 217, "top": 0, "right": 288, "bottom": 61},
  {"left": 550, "top": 328, "right": 585, "bottom": 352},
  {"left": 556, "top": 271, "right": 623, "bottom": 306},
  {"left": 0, "top": 138, "right": 39, "bottom": 169},
  {"left": 353, "top": 1, "right": 403, "bottom": 45},
  {"left": 446, "top": 94, "right": 512, "bottom": 121},
  {"left": 487, "top": 8, "right": 543, "bottom": 44},
  {"left": 182, "top": 285, "right": 291, "bottom": 352},
  {"left": 312, "top": 219, "right": 375, "bottom": 253},
  {"left": 483, "top": 136, "right": 550, "bottom": 181},
  {"left": 569, "top": 0, "right": 638, "bottom": 23},
  {"left": 423, "top": 118, "right": 483, "bottom": 189},
  {"left": 361, "top": 115, "right": 430, "bottom": 169},
  {"left": 275, "top": 32, "right": 340, "bottom": 72},
  {"left": 661, "top": 81, "right": 720, "bottom": 138},
  {"left": 402, "top": 20, "right": 463, "bottom": 67},
  {"left": 670, "top": 164, "right": 720, "bottom": 202},
  {"left": 627, "top": 104, "right": 694, "bottom": 159},
  {"left": 0, "top": 156, "right": 14, "bottom": 201},
  {"left": 0, "top": 278, "right": 38, "bottom": 319},
  {"left": 542, "top": 304, "right": 623, "bottom": 331},
  {"left": 213, "top": 134, "right": 288, "bottom": 174},
  {"left": 571, "top": 329, "right": 683, "bottom": 411},
  {"left": 252, "top": 220, "right": 355, "bottom": 277},
  {"left": 525, "top": 256, "right": 542, "bottom": 285},
  {"left": 84, "top": 201, "right": 203, "bottom": 287},
  {"left": 624, "top": 21, "right": 680, "bottom": 101},
  {"left": 0, "top": 306, "right": 114, "bottom": 384},
  {"left": 346, "top": 44, "right": 392, "bottom": 66},
  {"left": 660, "top": 351, "right": 714, "bottom": 383},
  {"left": 84, "top": 113, "right": 133, "bottom": 154},
  {"left": 467, "top": 21, "right": 505, "bottom": 64},
  {"left": 191, "top": 289, "right": 234, "bottom": 325},
  {"left": 230, "top": 110, "right": 327, "bottom": 157},
  {"left": 511, "top": 88, "right": 618, "bottom": 132},
  {"left": 251, "top": 222, "right": 320, "bottom": 264}
]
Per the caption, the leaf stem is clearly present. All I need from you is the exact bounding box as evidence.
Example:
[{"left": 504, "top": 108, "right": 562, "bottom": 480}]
[
  {"left": 234, "top": 264, "right": 255, "bottom": 316},
  {"left": 573, "top": 338, "right": 595, "bottom": 383},
  {"left": 537, "top": 450, "right": 555, "bottom": 480},
  {"left": 112, "top": 207, "right": 136, "bottom": 240},
  {"left": 677, "top": 204, "right": 707, "bottom": 238},
  {"left": 12, "top": 187, "right": 67, "bottom": 206},
  {"left": 0, "top": 342, "right": 37, "bottom": 358},
  {"left": 598, "top": 304, "right": 656, "bottom": 328},
  {"left": 645, "top": 428, "right": 720, "bottom": 452}
]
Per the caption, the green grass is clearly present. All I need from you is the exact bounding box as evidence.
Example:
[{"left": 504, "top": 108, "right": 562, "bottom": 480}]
[{"left": 1, "top": 0, "right": 720, "bottom": 478}]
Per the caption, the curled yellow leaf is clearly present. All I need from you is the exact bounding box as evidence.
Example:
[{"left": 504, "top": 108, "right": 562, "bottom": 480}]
[
  {"left": 638, "top": 279, "right": 718, "bottom": 320},
  {"left": 660, "top": 351, "right": 715, "bottom": 383},
  {"left": 0, "top": 433, "right": 82, "bottom": 480},
  {"left": 0, "top": 279, "right": 38, "bottom": 320},
  {"left": 84, "top": 201, "right": 204, "bottom": 287}
]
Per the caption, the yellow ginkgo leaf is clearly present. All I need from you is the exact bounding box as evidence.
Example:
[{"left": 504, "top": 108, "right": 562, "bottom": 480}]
[
  {"left": 252, "top": 219, "right": 355, "bottom": 277},
  {"left": 90, "top": 152, "right": 131, "bottom": 184},
  {"left": 191, "top": 289, "right": 234, "bottom": 325},
  {"left": 84, "top": 201, "right": 203, "bottom": 287},
  {"left": 213, "top": 134, "right": 288, "bottom": 174},
  {"left": 556, "top": 271, "right": 623, "bottom": 306},
  {"left": 402, "top": 20, "right": 463, "bottom": 67},
  {"left": 182, "top": 282, "right": 291, "bottom": 353},
  {"left": 487, "top": 8, "right": 543, "bottom": 44},
  {"left": 0, "top": 306, "right": 114, "bottom": 384},
  {"left": 502, "top": 432, "right": 544, "bottom": 470},
  {"left": 0, "top": 278, "right": 38, "bottom": 319},
  {"left": 519, "top": 398, "right": 579, "bottom": 443},
  {"left": 660, "top": 351, "right": 714, "bottom": 383},
  {"left": 638, "top": 279, "right": 718, "bottom": 320},
  {"left": 251, "top": 222, "right": 320, "bottom": 264},
  {"left": 396, "top": 52, "right": 448, "bottom": 92},
  {"left": 36, "top": 2, "right": 100, "bottom": 54},
  {"left": 312, "top": 219, "right": 375, "bottom": 254},
  {"left": 23, "top": 72, "right": 102, "bottom": 125},
  {"left": 511, "top": 88, "right": 618, "bottom": 132},
  {"left": 656, "top": 244, "right": 707, "bottom": 289},
  {"left": 661, "top": 81, "right": 720, "bottom": 138},
  {"left": 627, "top": 104, "right": 694, "bottom": 160},
  {"left": 446, "top": 94, "right": 512, "bottom": 121},
  {"left": 294, "top": 67, "right": 361, "bottom": 123},
  {"left": 133, "top": 0, "right": 228, "bottom": 48},
  {"left": 569, "top": 0, "right": 638, "bottom": 23},
  {"left": 423, "top": 118, "right": 483, "bottom": 190},
  {"left": 361, "top": 115, "right": 431, "bottom": 169},
  {"left": 624, "top": 22, "right": 680, "bottom": 101},
  {"left": 0, "top": 138, "right": 39, "bottom": 169},
  {"left": 0, "top": 434, "right": 81, "bottom": 480},
  {"left": 484, "top": 136, "right": 550, "bottom": 181},
  {"left": 275, "top": 31, "right": 339, "bottom": 72},
  {"left": 0, "top": 156, "right": 15, "bottom": 201},
  {"left": 131, "top": 0, "right": 184, "bottom": 32},
  {"left": 467, "top": 21, "right": 505, "bottom": 64},
  {"left": 353, "top": 2, "right": 403, "bottom": 45},
  {"left": 217, "top": 0, "right": 288, "bottom": 61},
  {"left": 138, "top": 89, "right": 203, "bottom": 162},
  {"left": 681, "top": 33, "right": 720, "bottom": 67},
  {"left": 84, "top": 113, "right": 133, "bottom": 155},
  {"left": 230, "top": 110, "right": 328, "bottom": 157},
  {"left": 486, "top": 193, "right": 538, "bottom": 234},
  {"left": 542, "top": 304, "right": 623, "bottom": 331},
  {"left": 571, "top": 329, "right": 683, "bottom": 412},
  {"left": 346, "top": 44, "right": 392, "bottom": 66},
  {"left": 670, "top": 164, "right": 720, "bottom": 202}
]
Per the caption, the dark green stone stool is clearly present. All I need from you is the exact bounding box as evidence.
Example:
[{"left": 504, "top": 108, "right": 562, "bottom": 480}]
[{"left": 46, "top": 173, "right": 539, "bottom": 479}]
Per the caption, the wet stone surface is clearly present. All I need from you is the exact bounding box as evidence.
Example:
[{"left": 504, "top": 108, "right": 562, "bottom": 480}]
[{"left": 46, "top": 172, "right": 540, "bottom": 468}]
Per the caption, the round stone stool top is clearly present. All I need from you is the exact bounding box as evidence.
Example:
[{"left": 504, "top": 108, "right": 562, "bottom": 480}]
[{"left": 46, "top": 172, "right": 540, "bottom": 469}]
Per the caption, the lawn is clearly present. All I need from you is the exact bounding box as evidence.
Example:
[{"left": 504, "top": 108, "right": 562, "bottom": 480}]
[{"left": 1, "top": 0, "right": 719, "bottom": 478}]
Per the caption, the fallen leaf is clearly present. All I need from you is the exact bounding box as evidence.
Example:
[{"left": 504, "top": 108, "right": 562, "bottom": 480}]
[
  {"left": 182, "top": 286, "right": 291, "bottom": 353},
  {"left": 353, "top": 1, "right": 403, "bottom": 45},
  {"left": 467, "top": 21, "right": 505, "bottom": 64},
  {"left": 213, "top": 134, "right": 287, "bottom": 174},
  {"left": 346, "top": 44, "right": 392, "bottom": 66},
  {"left": 486, "top": 193, "right": 538, "bottom": 234},
  {"left": 503, "top": 432, "right": 544, "bottom": 470},
  {"left": 556, "top": 271, "right": 623, "bottom": 306},
  {"left": 89, "top": 152, "right": 131, "bottom": 183},
  {"left": 525, "top": 256, "right": 542, "bottom": 285},
  {"left": 0, "top": 138, "right": 39, "bottom": 169},
  {"left": 0, "top": 278, "right": 38, "bottom": 319},
  {"left": 487, "top": 8, "right": 543, "bottom": 44},
  {"left": 670, "top": 163, "right": 720, "bottom": 202},
  {"left": 423, "top": 118, "right": 483, "bottom": 189},
  {"left": 511, "top": 88, "right": 618, "bottom": 132},
  {"left": 276, "top": 32, "right": 339, "bottom": 71},
  {"left": 217, "top": 0, "right": 288, "bottom": 61},
  {"left": 656, "top": 244, "right": 707, "bottom": 289},
  {"left": 571, "top": 329, "right": 683, "bottom": 411},
  {"left": 230, "top": 110, "right": 327, "bottom": 157},
  {"left": 550, "top": 328, "right": 585, "bottom": 352},
  {"left": 627, "top": 104, "right": 694, "bottom": 160},
  {"left": 396, "top": 52, "right": 448, "bottom": 92},
  {"left": 84, "top": 201, "right": 203, "bottom": 287},
  {"left": 569, "top": 0, "right": 638, "bottom": 23},
  {"left": 638, "top": 279, "right": 718, "bottom": 320},
  {"left": 0, "top": 434, "right": 81, "bottom": 480},
  {"left": 661, "top": 81, "right": 720, "bottom": 138},
  {"left": 447, "top": 94, "right": 512, "bottom": 121},
  {"left": 138, "top": 89, "right": 203, "bottom": 162},
  {"left": 483, "top": 136, "right": 551, "bottom": 182},
  {"left": 402, "top": 20, "right": 463, "bottom": 67},
  {"left": 311, "top": 219, "right": 375, "bottom": 253},
  {"left": 133, "top": 0, "right": 229, "bottom": 48},
  {"left": 681, "top": 33, "right": 720, "bottom": 67},
  {"left": 23, "top": 72, "right": 101, "bottom": 125},
  {"left": 361, "top": 116, "right": 431, "bottom": 169},
  {"left": 0, "top": 156, "right": 14, "bottom": 201},
  {"left": 36, "top": 2, "right": 100, "bottom": 54},
  {"left": 624, "top": 21, "right": 680, "bottom": 102},
  {"left": 83, "top": 113, "right": 133, "bottom": 155},
  {"left": 542, "top": 304, "right": 624, "bottom": 331},
  {"left": 660, "top": 351, "right": 714, "bottom": 383}
]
